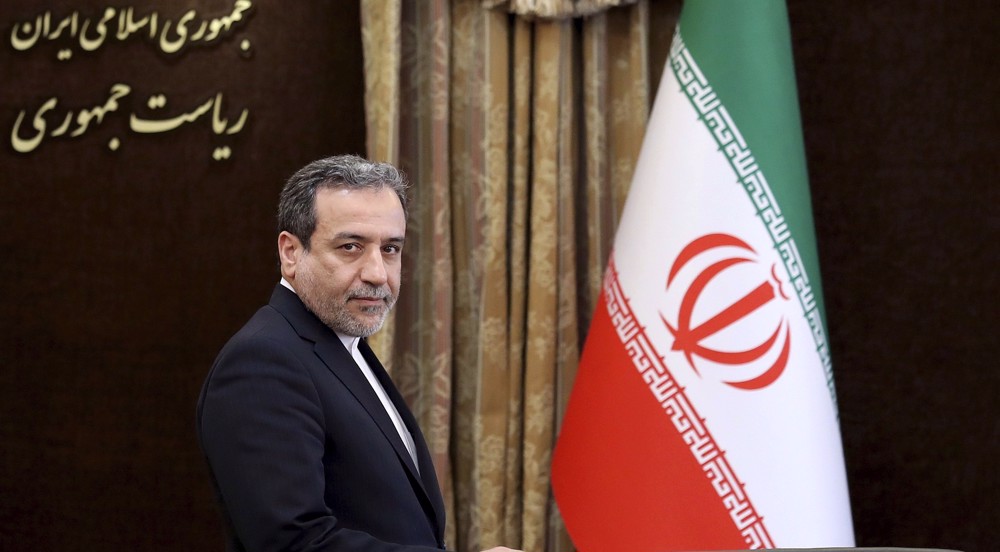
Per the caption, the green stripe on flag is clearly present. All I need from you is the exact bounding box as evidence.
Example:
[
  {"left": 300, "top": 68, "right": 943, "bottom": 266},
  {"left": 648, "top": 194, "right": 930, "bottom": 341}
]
[{"left": 673, "top": 0, "right": 837, "bottom": 404}]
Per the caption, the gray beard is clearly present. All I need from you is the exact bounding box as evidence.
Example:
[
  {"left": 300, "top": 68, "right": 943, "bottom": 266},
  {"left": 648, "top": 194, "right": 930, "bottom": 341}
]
[{"left": 298, "top": 281, "right": 396, "bottom": 338}]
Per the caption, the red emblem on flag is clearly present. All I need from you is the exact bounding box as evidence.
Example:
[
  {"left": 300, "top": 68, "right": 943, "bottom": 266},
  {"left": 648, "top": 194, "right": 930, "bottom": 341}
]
[{"left": 660, "top": 233, "right": 791, "bottom": 390}]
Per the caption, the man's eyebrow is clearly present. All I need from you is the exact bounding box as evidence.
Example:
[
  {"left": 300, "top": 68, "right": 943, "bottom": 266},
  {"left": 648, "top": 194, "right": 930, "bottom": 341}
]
[
  {"left": 333, "top": 232, "right": 368, "bottom": 241},
  {"left": 333, "top": 232, "right": 405, "bottom": 244}
]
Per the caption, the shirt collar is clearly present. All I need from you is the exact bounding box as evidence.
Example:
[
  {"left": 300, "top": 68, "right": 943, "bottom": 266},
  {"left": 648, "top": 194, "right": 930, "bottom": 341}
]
[{"left": 337, "top": 333, "right": 360, "bottom": 355}]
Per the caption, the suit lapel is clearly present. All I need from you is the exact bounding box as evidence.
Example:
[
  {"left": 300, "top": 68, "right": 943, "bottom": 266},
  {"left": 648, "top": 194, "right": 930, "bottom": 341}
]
[
  {"left": 268, "top": 285, "right": 445, "bottom": 540},
  {"left": 312, "top": 339, "right": 422, "bottom": 480},
  {"left": 358, "top": 340, "right": 447, "bottom": 537}
]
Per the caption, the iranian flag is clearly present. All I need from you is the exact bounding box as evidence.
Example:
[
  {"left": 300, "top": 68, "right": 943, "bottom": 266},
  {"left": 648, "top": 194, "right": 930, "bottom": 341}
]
[{"left": 551, "top": 1, "right": 855, "bottom": 550}]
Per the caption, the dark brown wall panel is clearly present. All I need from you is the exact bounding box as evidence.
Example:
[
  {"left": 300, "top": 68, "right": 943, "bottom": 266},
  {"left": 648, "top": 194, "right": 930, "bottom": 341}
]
[
  {"left": 789, "top": 2, "right": 998, "bottom": 551},
  {"left": 0, "top": 1, "right": 364, "bottom": 550}
]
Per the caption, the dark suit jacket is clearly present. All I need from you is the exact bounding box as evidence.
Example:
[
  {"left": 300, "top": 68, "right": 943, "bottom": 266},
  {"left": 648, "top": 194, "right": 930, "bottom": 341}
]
[{"left": 197, "top": 285, "right": 447, "bottom": 552}]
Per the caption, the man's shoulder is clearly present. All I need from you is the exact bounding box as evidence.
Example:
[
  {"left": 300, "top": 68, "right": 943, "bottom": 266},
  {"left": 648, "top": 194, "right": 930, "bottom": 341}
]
[
  {"left": 200, "top": 287, "right": 334, "bottom": 394},
  {"left": 217, "top": 303, "right": 302, "bottom": 360},
  {"left": 198, "top": 304, "right": 315, "bottom": 410},
  {"left": 237, "top": 303, "right": 291, "bottom": 336},
  {"left": 224, "top": 285, "right": 308, "bottom": 345}
]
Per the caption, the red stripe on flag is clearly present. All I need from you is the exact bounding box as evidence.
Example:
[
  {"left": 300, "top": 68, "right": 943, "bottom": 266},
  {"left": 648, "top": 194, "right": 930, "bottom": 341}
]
[{"left": 552, "top": 255, "right": 774, "bottom": 551}]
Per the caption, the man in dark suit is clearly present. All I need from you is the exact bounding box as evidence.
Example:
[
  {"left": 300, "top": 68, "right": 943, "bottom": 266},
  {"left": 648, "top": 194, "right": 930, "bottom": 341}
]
[{"left": 197, "top": 155, "right": 520, "bottom": 552}]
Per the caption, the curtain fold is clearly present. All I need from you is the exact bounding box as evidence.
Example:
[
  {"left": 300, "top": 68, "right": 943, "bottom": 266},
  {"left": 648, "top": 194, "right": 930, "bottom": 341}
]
[
  {"left": 360, "top": 0, "right": 402, "bottom": 362},
  {"left": 360, "top": 1, "right": 676, "bottom": 550}
]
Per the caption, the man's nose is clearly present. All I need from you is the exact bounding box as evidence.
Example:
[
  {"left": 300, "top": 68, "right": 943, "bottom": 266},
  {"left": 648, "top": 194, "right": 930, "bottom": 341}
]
[{"left": 360, "top": 249, "right": 388, "bottom": 285}]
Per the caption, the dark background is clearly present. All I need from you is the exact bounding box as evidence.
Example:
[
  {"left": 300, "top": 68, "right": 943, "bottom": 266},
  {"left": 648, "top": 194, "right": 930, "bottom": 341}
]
[
  {"left": 0, "top": 1, "right": 996, "bottom": 551},
  {"left": 0, "top": 1, "right": 366, "bottom": 550},
  {"left": 788, "top": 2, "right": 998, "bottom": 550}
]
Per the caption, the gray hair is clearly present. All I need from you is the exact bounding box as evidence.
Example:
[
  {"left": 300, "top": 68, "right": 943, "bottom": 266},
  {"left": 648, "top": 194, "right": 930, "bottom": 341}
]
[{"left": 278, "top": 154, "right": 408, "bottom": 249}]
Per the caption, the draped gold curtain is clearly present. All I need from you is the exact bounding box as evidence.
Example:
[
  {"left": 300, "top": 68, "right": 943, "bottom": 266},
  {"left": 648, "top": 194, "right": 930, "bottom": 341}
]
[{"left": 360, "top": 1, "right": 679, "bottom": 550}]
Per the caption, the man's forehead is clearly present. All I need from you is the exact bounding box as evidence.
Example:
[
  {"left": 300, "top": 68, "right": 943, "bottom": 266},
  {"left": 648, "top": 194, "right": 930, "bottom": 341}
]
[
  {"left": 315, "top": 187, "right": 402, "bottom": 211},
  {"left": 316, "top": 185, "right": 399, "bottom": 201},
  {"left": 313, "top": 188, "right": 405, "bottom": 237}
]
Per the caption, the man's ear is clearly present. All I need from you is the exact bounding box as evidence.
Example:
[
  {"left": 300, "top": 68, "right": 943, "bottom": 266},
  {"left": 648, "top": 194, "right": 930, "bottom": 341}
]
[{"left": 277, "top": 231, "right": 304, "bottom": 281}]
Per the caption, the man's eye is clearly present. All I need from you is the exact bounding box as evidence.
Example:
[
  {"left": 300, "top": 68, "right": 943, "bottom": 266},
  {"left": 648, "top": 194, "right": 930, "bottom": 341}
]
[
  {"left": 383, "top": 245, "right": 401, "bottom": 254},
  {"left": 341, "top": 243, "right": 360, "bottom": 252}
]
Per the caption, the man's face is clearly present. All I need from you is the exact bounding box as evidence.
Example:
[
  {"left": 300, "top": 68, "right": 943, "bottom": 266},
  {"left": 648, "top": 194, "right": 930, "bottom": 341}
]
[{"left": 281, "top": 186, "right": 405, "bottom": 337}]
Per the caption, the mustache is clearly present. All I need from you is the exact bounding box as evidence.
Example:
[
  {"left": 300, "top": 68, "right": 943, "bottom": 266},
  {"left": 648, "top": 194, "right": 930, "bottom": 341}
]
[{"left": 346, "top": 285, "right": 391, "bottom": 301}]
